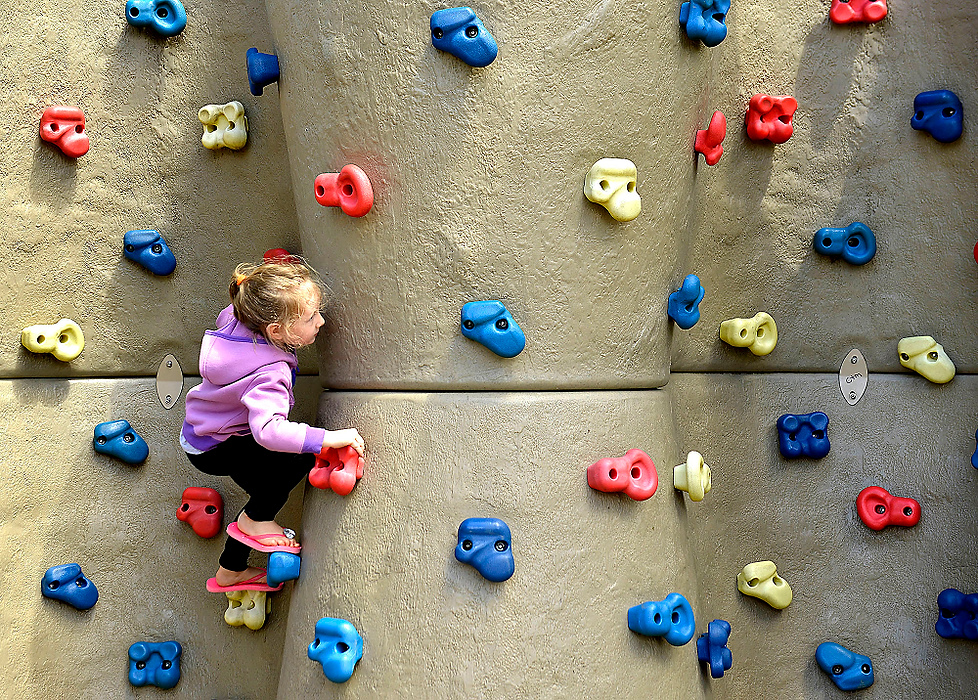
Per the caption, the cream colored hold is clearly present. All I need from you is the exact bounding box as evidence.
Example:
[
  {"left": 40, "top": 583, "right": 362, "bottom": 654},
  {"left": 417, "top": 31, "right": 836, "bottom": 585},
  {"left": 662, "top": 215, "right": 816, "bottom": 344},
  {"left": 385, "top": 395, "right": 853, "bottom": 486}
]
[
  {"left": 224, "top": 589, "right": 272, "bottom": 630},
  {"left": 583, "top": 158, "right": 641, "bottom": 222},
  {"left": 20, "top": 319, "right": 85, "bottom": 362},
  {"left": 737, "top": 560, "right": 792, "bottom": 609},
  {"left": 898, "top": 335, "right": 955, "bottom": 384},
  {"left": 673, "top": 450, "right": 712, "bottom": 502},
  {"left": 719, "top": 312, "right": 778, "bottom": 356},
  {"left": 199, "top": 101, "right": 249, "bottom": 150}
]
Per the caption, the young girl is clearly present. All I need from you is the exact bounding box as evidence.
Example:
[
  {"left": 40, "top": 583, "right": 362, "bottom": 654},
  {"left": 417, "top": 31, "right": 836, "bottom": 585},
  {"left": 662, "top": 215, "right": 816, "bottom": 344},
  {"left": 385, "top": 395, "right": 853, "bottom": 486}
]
[{"left": 181, "top": 258, "right": 365, "bottom": 592}]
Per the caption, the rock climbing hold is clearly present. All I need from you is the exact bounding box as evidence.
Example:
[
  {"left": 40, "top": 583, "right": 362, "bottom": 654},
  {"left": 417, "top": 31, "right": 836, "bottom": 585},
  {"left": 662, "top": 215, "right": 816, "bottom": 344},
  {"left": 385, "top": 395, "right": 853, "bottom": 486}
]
[
  {"left": 936, "top": 588, "right": 978, "bottom": 640},
  {"left": 430, "top": 7, "right": 498, "bottom": 67},
  {"left": 225, "top": 589, "right": 271, "bottom": 630},
  {"left": 694, "top": 111, "right": 726, "bottom": 165},
  {"left": 460, "top": 300, "right": 526, "bottom": 358},
  {"left": 911, "top": 90, "right": 963, "bottom": 144},
  {"left": 776, "top": 412, "right": 830, "bottom": 459},
  {"left": 247, "top": 48, "right": 280, "bottom": 96},
  {"left": 815, "top": 642, "right": 874, "bottom": 691},
  {"left": 128, "top": 641, "right": 182, "bottom": 689},
  {"left": 627, "top": 592, "right": 696, "bottom": 646},
  {"left": 813, "top": 222, "right": 876, "bottom": 265},
  {"left": 93, "top": 419, "right": 150, "bottom": 465},
  {"left": 267, "top": 551, "right": 301, "bottom": 587},
  {"left": 39, "top": 106, "right": 89, "bottom": 158},
  {"left": 737, "top": 561, "right": 791, "bottom": 609},
  {"left": 176, "top": 487, "right": 223, "bottom": 538},
  {"left": 584, "top": 158, "right": 641, "bottom": 222},
  {"left": 308, "top": 618, "right": 364, "bottom": 683},
  {"left": 314, "top": 165, "right": 374, "bottom": 217},
  {"left": 125, "top": 0, "right": 187, "bottom": 37},
  {"left": 856, "top": 486, "right": 921, "bottom": 531},
  {"left": 21, "top": 319, "right": 84, "bottom": 362},
  {"left": 719, "top": 312, "right": 777, "bottom": 356},
  {"left": 673, "top": 451, "right": 712, "bottom": 502},
  {"left": 668, "top": 274, "right": 705, "bottom": 329},
  {"left": 41, "top": 563, "right": 98, "bottom": 610},
  {"left": 746, "top": 94, "right": 797, "bottom": 144},
  {"left": 587, "top": 448, "right": 658, "bottom": 501},
  {"left": 697, "top": 619, "right": 733, "bottom": 678},
  {"left": 898, "top": 335, "right": 955, "bottom": 383},
  {"left": 199, "top": 101, "right": 248, "bottom": 150},
  {"left": 679, "top": 0, "right": 730, "bottom": 47},
  {"left": 310, "top": 445, "right": 364, "bottom": 495},
  {"left": 830, "top": 0, "right": 887, "bottom": 24},
  {"left": 455, "top": 517, "right": 515, "bottom": 582},
  {"left": 124, "top": 229, "right": 177, "bottom": 275}
]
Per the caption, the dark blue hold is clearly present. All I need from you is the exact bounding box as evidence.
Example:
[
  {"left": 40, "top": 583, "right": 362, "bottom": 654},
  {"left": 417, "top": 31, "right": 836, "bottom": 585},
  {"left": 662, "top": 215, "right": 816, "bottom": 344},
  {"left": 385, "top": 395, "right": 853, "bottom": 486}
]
[
  {"left": 679, "top": 0, "right": 730, "bottom": 47},
  {"left": 124, "top": 0, "right": 187, "bottom": 37},
  {"left": 308, "top": 618, "right": 364, "bottom": 683},
  {"left": 668, "top": 274, "right": 705, "bottom": 329},
  {"left": 128, "top": 641, "right": 182, "bottom": 689},
  {"left": 936, "top": 588, "right": 978, "bottom": 640},
  {"left": 813, "top": 222, "right": 876, "bottom": 266},
  {"left": 93, "top": 420, "right": 149, "bottom": 465},
  {"left": 776, "top": 412, "right": 830, "bottom": 459},
  {"left": 41, "top": 564, "right": 99, "bottom": 610},
  {"left": 247, "top": 48, "right": 280, "bottom": 97},
  {"left": 430, "top": 7, "right": 498, "bottom": 68},
  {"left": 460, "top": 301, "right": 525, "bottom": 358},
  {"left": 124, "top": 229, "right": 176, "bottom": 276},
  {"left": 815, "top": 642, "right": 874, "bottom": 691},
  {"left": 911, "top": 90, "right": 963, "bottom": 143},
  {"left": 267, "top": 551, "right": 301, "bottom": 587},
  {"left": 455, "top": 517, "right": 514, "bottom": 582},
  {"left": 627, "top": 592, "right": 696, "bottom": 646},
  {"left": 971, "top": 429, "right": 978, "bottom": 470},
  {"left": 696, "top": 619, "right": 732, "bottom": 679}
]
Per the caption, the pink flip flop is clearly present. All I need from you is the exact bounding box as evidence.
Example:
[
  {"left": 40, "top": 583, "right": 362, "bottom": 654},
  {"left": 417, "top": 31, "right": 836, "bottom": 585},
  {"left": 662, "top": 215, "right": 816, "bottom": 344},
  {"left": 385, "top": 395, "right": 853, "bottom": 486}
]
[
  {"left": 226, "top": 522, "right": 302, "bottom": 554},
  {"left": 205, "top": 568, "right": 283, "bottom": 593}
]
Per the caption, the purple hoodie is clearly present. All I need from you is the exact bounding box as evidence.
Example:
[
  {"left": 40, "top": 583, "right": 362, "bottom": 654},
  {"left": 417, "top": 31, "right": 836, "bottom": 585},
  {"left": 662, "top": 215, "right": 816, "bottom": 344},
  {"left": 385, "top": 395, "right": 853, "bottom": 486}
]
[{"left": 181, "top": 305, "right": 326, "bottom": 454}]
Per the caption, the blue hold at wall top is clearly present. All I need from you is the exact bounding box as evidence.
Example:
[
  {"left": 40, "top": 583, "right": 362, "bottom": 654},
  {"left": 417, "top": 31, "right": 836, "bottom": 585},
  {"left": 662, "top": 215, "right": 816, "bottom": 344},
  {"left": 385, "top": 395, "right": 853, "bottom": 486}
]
[
  {"left": 125, "top": 0, "right": 187, "bottom": 37},
  {"left": 668, "top": 274, "right": 705, "bottom": 329},
  {"left": 679, "top": 0, "right": 730, "bottom": 47},
  {"left": 461, "top": 300, "right": 525, "bottom": 358},
  {"left": 431, "top": 7, "right": 498, "bottom": 67},
  {"left": 813, "top": 222, "right": 876, "bottom": 265},
  {"left": 124, "top": 229, "right": 177, "bottom": 275},
  {"left": 41, "top": 563, "right": 99, "bottom": 610},
  {"left": 911, "top": 90, "right": 963, "bottom": 143}
]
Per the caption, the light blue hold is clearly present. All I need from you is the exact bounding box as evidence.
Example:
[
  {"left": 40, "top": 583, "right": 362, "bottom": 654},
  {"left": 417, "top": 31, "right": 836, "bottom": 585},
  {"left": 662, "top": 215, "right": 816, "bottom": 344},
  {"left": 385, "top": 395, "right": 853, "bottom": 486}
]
[
  {"left": 668, "top": 274, "right": 705, "bottom": 329},
  {"left": 627, "top": 592, "right": 696, "bottom": 646},
  {"left": 125, "top": 0, "right": 187, "bottom": 37},
  {"left": 267, "top": 551, "right": 301, "bottom": 587},
  {"left": 308, "top": 618, "right": 364, "bottom": 683},
  {"left": 431, "top": 7, "right": 498, "bottom": 67},
  {"left": 461, "top": 301, "right": 525, "bottom": 358},
  {"left": 679, "top": 0, "right": 730, "bottom": 47}
]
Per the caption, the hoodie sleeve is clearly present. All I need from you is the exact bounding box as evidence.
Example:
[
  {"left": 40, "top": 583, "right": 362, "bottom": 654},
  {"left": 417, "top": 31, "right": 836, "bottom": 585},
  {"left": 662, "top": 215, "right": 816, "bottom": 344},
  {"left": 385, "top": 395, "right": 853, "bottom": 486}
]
[{"left": 238, "top": 366, "right": 327, "bottom": 454}]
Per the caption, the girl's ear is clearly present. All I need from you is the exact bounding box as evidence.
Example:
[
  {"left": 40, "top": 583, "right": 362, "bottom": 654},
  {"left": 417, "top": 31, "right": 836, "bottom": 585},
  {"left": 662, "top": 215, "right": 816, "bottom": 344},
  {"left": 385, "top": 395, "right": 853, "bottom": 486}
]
[{"left": 265, "top": 322, "right": 286, "bottom": 343}]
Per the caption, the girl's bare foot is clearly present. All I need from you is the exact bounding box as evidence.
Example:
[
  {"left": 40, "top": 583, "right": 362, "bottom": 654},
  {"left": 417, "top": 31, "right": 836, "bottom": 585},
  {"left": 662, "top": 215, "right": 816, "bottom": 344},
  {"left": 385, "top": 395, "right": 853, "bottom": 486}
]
[
  {"left": 214, "top": 566, "right": 268, "bottom": 587},
  {"left": 237, "top": 511, "right": 300, "bottom": 549}
]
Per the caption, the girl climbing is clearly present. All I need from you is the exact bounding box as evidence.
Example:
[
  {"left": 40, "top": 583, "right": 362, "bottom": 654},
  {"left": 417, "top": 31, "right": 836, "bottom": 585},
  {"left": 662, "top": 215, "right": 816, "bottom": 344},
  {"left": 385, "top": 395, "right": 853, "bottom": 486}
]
[{"left": 181, "top": 258, "right": 365, "bottom": 592}]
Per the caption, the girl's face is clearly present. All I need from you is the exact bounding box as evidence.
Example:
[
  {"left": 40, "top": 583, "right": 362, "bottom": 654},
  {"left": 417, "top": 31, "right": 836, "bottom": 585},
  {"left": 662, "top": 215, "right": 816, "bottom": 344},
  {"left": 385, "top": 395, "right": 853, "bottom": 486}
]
[{"left": 286, "top": 284, "right": 325, "bottom": 348}]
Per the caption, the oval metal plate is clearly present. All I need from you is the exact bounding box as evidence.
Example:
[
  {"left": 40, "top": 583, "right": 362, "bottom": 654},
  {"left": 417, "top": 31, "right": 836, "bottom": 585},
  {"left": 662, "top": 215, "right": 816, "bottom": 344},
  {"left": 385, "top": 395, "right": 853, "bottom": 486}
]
[
  {"left": 156, "top": 353, "right": 184, "bottom": 410},
  {"left": 840, "top": 349, "right": 868, "bottom": 406}
]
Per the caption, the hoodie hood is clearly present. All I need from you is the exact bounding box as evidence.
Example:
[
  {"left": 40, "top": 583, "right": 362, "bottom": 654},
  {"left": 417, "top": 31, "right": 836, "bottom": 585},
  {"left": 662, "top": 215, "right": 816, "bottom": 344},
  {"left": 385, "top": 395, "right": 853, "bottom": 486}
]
[{"left": 198, "top": 305, "right": 298, "bottom": 386}]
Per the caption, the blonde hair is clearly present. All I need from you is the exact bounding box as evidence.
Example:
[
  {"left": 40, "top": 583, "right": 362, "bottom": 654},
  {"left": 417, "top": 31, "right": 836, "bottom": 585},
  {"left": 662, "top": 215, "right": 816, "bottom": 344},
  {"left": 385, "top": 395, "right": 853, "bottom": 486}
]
[{"left": 229, "top": 258, "right": 328, "bottom": 351}]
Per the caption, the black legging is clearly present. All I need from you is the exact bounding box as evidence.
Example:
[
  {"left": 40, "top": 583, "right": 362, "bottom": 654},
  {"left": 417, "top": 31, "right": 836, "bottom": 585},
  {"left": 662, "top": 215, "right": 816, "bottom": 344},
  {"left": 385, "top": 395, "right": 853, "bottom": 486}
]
[{"left": 186, "top": 434, "right": 314, "bottom": 572}]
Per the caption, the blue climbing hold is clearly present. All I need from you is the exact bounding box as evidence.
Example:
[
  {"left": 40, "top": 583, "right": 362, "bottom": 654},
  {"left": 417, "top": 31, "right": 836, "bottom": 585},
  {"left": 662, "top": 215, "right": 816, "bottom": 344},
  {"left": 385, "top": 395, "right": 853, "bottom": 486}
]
[
  {"left": 776, "top": 412, "right": 830, "bottom": 459},
  {"left": 247, "top": 48, "right": 280, "bottom": 96},
  {"left": 41, "top": 563, "right": 98, "bottom": 610},
  {"left": 308, "top": 618, "right": 364, "bottom": 683},
  {"left": 696, "top": 619, "right": 733, "bottom": 678},
  {"left": 128, "top": 641, "right": 182, "bottom": 689},
  {"left": 668, "top": 274, "right": 705, "bottom": 329},
  {"left": 460, "top": 301, "right": 525, "bottom": 358},
  {"left": 124, "top": 0, "right": 187, "bottom": 37},
  {"left": 813, "top": 222, "right": 876, "bottom": 265},
  {"left": 627, "top": 592, "right": 696, "bottom": 646},
  {"left": 431, "top": 7, "right": 498, "bottom": 67},
  {"left": 679, "top": 0, "right": 730, "bottom": 47},
  {"left": 93, "top": 420, "right": 150, "bottom": 465},
  {"left": 267, "top": 551, "right": 301, "bottom": 587},
  {"left": 455, "top": 517, "right": 515, "bottom": 582},
  {"left": 815, "top": 642, "right": 874, "bottom": 691},
  {"left": 911, "top": 90, "right": 963, "bottom": 143},
  {"left": 971, "top": 430, "right": 978, "bottom": 470},
  {"left": 124, "top": 229, "right": 177, "bottom": 276},
  {"left": 936, "top": 588, "right": 978, "bottom": 640}
]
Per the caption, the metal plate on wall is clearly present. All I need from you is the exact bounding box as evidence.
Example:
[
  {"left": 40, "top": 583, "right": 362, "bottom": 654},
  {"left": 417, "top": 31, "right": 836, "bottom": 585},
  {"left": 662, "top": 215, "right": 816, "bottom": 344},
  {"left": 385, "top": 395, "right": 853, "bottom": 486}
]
[{"left": 156, "top": 353, "right": 184, "bottom": 410}]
